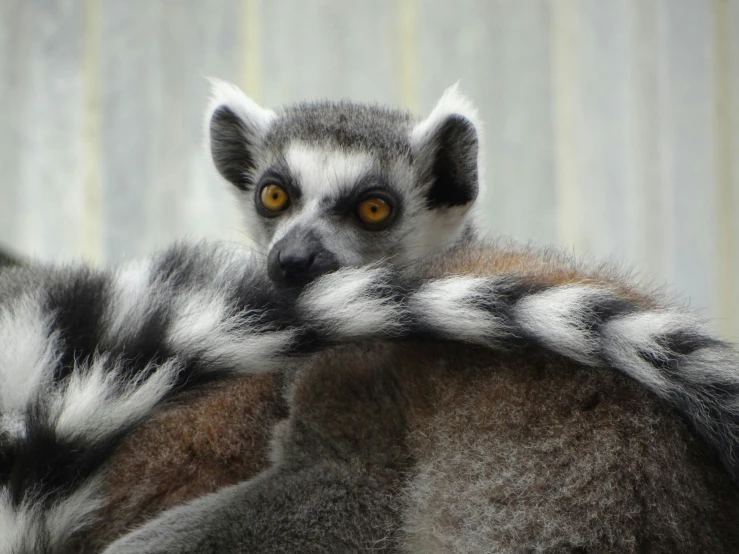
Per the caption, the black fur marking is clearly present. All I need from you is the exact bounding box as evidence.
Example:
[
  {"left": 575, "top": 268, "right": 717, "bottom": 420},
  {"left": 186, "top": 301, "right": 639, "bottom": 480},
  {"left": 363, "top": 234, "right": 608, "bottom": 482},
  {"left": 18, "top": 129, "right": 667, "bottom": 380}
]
[
  {"left": 327, "top": 174, "right": 397, "bottom": 215},
  {"left": 424, "top": 115, "right": 479, "bottom": 209},
  {"left": 210, "top": 106, "right": 257, "bottom": 191},
  {"left": 44, "top": 270, "right": 110, "bottom": 383},
  {"left": 0, "top": 430, "right": 12, "bottom": 484},
  {"left": 656, "top": 331, "right": 726, "bottom": 357},
  {"left": 479, "top": 278, "right": 551, "bottom": 349},
  {"left": 227, "top": 269, "right": 300, "bottom": 331},
  {"left": 585, "top": 296, "right": 639, "bottom": 330},
  {"left": 105, "top": 303, "right": 172, "bottom": 383},
  {"left": 287, "top": 327, "right": 324, "bottom": 355},
  {"left": 636, "top": 331, "right": 726, "bottom": 374},
  {"left": 153, "top": 243, "right": 237, "bottom": 292},
  {"left": 5, "top": 399, "right": 132, "bottom": 507},
  {"left": 492, "top": 278, "right": 551, "bottom": 307},
  {"left": 635, "top": 332, "right": 739, "bottom": 399}
]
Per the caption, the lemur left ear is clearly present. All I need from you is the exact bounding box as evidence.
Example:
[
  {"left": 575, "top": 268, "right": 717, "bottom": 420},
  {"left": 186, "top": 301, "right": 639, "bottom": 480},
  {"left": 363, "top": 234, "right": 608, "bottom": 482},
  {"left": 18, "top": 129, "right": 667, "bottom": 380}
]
[
  {"left": 206, "top": 79, "right": 276, "bottom": 191},
  {"left": 410, "top": 84, "right": 481, "bottom": 209}
]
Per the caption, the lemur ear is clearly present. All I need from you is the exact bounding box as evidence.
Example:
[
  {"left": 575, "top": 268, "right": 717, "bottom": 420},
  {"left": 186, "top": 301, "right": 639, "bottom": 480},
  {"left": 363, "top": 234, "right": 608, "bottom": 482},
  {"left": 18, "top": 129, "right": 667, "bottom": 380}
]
[
  {"left": 206, "top": 79, "right": 276, "bottom": 191},
  {"left": 410, "top": 84, "right": 481, "bottom": 209}
]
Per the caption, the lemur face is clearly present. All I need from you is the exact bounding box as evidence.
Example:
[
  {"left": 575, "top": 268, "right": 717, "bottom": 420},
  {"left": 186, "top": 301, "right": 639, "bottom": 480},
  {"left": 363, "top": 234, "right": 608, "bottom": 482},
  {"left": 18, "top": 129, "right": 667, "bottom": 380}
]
[{"left": 207, "top": 81, "right": 482, "bottom": 285}]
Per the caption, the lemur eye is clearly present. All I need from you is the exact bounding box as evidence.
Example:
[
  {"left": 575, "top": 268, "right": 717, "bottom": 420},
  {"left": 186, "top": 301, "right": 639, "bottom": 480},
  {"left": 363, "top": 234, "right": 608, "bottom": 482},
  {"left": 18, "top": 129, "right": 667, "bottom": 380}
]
[
  {"left": 260, "top": 183, "right": 290, "bottom": 213},
  {"left": 357, "top": 196, "right": 393, "bottom": 229}
]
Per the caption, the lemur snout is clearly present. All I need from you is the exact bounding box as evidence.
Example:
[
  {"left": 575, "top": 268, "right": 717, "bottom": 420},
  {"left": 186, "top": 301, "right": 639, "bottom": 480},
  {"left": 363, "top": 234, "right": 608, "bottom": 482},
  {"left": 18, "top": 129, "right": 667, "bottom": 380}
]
[{"left": 268, "top": 232, "right": 340, "bottom": 285}]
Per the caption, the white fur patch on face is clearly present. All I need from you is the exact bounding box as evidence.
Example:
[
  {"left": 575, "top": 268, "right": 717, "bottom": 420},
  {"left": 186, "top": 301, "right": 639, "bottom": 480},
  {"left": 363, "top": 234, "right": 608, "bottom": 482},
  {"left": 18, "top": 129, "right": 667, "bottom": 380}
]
[{"left": 284, "top": 142, "right": 374, "bottom": 201}]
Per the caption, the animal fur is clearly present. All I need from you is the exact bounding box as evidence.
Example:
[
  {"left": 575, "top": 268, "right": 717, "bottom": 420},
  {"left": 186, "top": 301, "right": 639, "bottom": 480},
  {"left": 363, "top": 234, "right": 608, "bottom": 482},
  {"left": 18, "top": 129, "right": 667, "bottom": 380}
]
[{"left": 102, "top": 243, "right": 739, "bottom": 553}]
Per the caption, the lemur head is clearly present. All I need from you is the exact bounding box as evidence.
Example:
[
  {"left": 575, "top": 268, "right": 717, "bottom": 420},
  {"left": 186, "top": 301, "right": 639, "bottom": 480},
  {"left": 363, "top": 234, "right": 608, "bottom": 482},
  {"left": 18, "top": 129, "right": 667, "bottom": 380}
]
[{"left": 207, "top": 80, "right": 483, "bottom": 285}]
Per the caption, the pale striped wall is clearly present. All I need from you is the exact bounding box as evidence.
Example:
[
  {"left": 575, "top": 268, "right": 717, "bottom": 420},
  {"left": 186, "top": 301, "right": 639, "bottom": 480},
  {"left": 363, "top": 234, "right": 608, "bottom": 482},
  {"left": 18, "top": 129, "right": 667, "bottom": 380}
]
[{"left": 0, "top": 0, "right": 738, "bottom": 339}]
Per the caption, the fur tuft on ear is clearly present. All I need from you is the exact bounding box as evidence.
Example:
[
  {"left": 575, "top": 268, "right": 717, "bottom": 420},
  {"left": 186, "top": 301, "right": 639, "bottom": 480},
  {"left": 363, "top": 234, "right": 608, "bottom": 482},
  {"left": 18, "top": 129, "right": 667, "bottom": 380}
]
[
  {"left": 205, "top": 79, "right": 276, "bottom": 191},
  {"left": 410, "top": 84, "right": 482, "bottom": 209}
]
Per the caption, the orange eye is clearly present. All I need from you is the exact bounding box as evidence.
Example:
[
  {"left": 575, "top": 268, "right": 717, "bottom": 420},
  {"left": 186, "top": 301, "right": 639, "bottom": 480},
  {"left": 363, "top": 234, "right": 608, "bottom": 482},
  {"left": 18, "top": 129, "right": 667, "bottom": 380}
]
[
  {"left": 357, "top": 197, "right": 392, "bottom": 225},
  {"left": 260, "top": 184, "right": 290, "bottom": 212}
]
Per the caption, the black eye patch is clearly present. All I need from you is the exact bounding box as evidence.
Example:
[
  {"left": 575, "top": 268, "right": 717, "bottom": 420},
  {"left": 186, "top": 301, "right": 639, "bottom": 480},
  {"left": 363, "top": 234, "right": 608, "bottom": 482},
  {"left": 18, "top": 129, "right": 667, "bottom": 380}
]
[{"left": 324, "top": 175, "right": 399, "bottom": 215}]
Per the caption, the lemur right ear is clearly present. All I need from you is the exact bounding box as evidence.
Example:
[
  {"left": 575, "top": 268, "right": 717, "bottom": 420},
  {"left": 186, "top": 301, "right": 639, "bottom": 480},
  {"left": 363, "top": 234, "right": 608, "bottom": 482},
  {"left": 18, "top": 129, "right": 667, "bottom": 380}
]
[
  {"left": 206, "top": 79, "right": 276, "bottom": 191},
  {"left": 410, "top": 84, "right": 482, "bottom": 209}
]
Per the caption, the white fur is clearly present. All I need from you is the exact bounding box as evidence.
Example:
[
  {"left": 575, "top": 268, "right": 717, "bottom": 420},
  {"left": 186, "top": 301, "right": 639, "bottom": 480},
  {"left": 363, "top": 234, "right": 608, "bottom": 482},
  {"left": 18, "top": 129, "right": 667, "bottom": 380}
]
[
  {"left": 284, "top": 143, "right": 374, "bottom": 200},
  {"left": 601, "top": 311, "right": 702, "bottom": 395},
  {"left": 411, "top": 276, "right": 509, "bottom": 344},
  {"left": 200, "top": 328, "right": 299, "bottom": 372},
  {"left": 165, "top": 288, "right": 297, "bottom": 372},
  {"left": 0, "top": 491, "right": 34, "bottom": 553},
  {"left": 105, "top": 258, "right": 153, "bottom": 341},
  {"left": 0, "top": 413, "right": 24, "bottom": 439},
  {"left": 52, "top": 357, "right": 180, "bottom": 443},
  {"left": 206, "top": 79, "right": 275, "bottom": 142},
  {"left": 0, "top": 295, "right": 60, "bottom": 413},
  {"left": 0, "top": 478, "right": 105, "bottom": 554},
  {"left": 302, "top": 266, "right": 404, "bottom": 338},
  {"left": 166, "top": 289, "right": 231, "bottom": 351},
  {"left": 514, "top": 286, "right": 615, "bottom": 366},
  {"left": 45, "top": 476, "right": 106, "bottom": 548},
  {"left": 410, "top": 84, "right": 482, "bottom": 151}
]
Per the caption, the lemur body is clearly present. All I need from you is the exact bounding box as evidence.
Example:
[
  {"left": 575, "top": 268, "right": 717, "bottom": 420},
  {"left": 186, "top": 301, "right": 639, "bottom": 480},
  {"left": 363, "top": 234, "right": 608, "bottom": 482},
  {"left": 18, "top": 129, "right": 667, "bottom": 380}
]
[{"left": 2, "top": 83, "right": 739, "bottom": 552}]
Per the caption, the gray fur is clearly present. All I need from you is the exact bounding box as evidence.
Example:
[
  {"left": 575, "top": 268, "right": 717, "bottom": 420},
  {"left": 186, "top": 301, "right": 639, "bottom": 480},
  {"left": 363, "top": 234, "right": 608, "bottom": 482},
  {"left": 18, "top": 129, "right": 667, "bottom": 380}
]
[
  {"left": 264, "top": 101, "right": 415, "bottom": 159},
  {"left": 106, "top": 342, "right": 739, "bottom": 554}
]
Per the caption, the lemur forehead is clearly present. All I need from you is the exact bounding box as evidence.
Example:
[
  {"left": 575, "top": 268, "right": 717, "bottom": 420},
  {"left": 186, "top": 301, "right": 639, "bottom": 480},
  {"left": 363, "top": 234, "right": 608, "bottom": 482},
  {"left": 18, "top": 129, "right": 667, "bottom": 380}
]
[
  {"left": 264, "top": 101, "right": 415, "bottom": 159},
  {"left": 283, "top": 143, "right": 376, "bottom": 200}
]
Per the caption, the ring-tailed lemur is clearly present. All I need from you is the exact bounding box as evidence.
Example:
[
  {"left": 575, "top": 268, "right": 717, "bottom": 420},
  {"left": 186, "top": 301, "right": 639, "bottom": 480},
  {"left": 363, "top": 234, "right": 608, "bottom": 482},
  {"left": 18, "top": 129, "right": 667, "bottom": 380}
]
[{"left": 1, "top": 82, "right": 739, "bottom": 552}]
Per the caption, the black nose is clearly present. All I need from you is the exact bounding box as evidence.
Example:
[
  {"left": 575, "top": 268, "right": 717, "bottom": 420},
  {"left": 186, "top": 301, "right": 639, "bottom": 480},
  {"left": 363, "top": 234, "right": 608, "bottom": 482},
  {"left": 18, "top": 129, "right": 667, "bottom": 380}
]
[
  {"left": 267, "top": 233, "right": 340, "bottom": 285},
  {"left": 276, "top": 250, "right": 315, "bottom": 281}
]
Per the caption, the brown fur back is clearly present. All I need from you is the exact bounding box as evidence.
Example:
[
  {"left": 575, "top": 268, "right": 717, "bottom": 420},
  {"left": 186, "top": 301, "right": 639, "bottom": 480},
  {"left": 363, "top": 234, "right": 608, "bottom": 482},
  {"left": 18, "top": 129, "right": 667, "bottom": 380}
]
[
  {"left": 394, "top": 343, "right": 738, "bottom": 552},
  {"left": 73, "top": 372, "right": 287, "bottom": 552}
]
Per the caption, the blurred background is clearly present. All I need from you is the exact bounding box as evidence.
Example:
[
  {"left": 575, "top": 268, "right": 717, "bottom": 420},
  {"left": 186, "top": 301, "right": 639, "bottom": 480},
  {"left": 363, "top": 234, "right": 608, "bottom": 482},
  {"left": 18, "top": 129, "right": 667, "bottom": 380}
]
[{"left": 0, "top": 0, "right": 738, "bottom": 338}]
